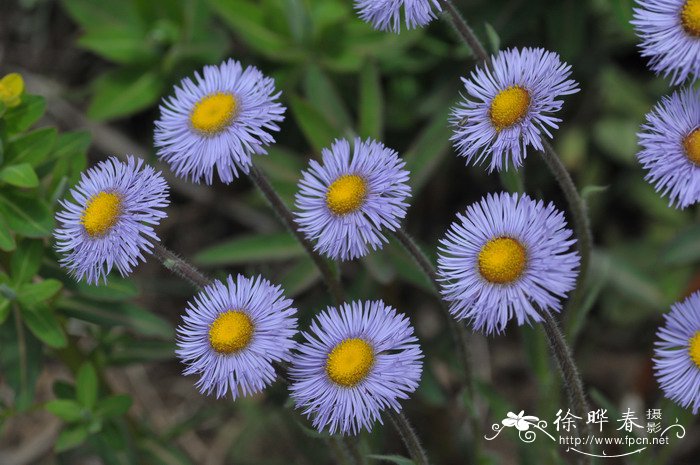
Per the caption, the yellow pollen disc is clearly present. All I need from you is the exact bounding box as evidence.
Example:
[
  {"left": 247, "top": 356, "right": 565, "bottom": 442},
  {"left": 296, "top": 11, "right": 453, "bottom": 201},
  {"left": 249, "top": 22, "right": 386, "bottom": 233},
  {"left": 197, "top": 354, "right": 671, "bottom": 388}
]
[
  {"left": 681, "top": 0, "right": 700, "bottom": 37},
  {"left": 208, "top": 310, "right": 254, "bottom": 355},
  {"left": 489, "top": 86, "right": 531, "bottom": 131},
  {"left": 478, "top": 237, "right": 527, "bottom": 284},
  {"left": 326, "top": 338, "right": 374, "bottom": 387},
  {"left": 80, "top": 192, "right": 122, "bottom": 237},
  {"left": 325, "top": 174, "right": 367, "bottom": 216},
  {"left": 190, "top": 92, "right": 237, "bottom": 135},
  {"left": 683, "top": 128, "right": 700, "bottom": 165},
  {"left": 690, "top": 332, "right": 700, "bottom": 369}
]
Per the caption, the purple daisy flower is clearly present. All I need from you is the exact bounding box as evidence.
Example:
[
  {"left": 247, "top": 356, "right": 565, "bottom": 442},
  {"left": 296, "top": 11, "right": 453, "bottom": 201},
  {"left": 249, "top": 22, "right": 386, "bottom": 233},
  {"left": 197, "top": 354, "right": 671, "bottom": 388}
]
[
  {"left": 289, "top": 300, "right": 423, "bottom": 435},
  {"left": 176, "top": 274, "right": 297, "bottom": 399},
  {"left": 632, "top": 0, "right": 700, "bottom": 86},
  {"left": 294, "top": 138, "right": 411, "bottom": 261},
  {"left": 450, "top": 47, "right": 579, "bottom": 172},
  {"left": 437, "top": 192, "right": 580, "bottom": 334},
  {"left": 354, "top": 0, "right": 442, "bottom": 32},
  {"left": 54, "top": 156, "right": 169, "bottom": 285},
  {"left": 637, "top": 87, "right": 700, "bottom": 209},
  {"left": 154, "top": 58, "right": 286, "bottom": 184},
  {"left": 654, "top": 291, "right": 700, "bottom": 414}
]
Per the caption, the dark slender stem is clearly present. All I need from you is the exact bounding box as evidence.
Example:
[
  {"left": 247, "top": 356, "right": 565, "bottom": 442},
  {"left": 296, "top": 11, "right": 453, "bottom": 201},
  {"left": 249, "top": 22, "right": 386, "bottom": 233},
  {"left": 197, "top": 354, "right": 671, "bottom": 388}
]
[
  {"left": 539, "top": 309, "right": 593, "bottom": 460},
  {"left": 152, "top": 243, "right": 211, "bottom": 289},
  {"left": 249, "top": 165, "right": 346, "bottom": 305},
  {"left": 387, "top": 410, "right": 430, "bottom": 465},
  {"left": 540, "top": 141, "right": 593, "bottom": 309},
  {"left": 442, "top": 0, "right": 490, "bottom": 63}
]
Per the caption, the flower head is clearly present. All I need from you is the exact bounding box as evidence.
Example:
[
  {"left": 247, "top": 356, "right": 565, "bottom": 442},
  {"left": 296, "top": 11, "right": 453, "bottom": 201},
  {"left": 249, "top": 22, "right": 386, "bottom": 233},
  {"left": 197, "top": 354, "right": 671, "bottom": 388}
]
[
  {"left": 637, "top": 87, "right": 700, "bottom": 209},
  {"left": 450, "top": 48, "right": 579, "bottom": 172},
  {"left": 155, "top": 59, "right": 285, "bottom": 184},
  {"left": 176, "top": 274, "right": 297, "bottom": 399},
  {"left": 437, "top": 192, "right": 580, "bottom": 334},
  {"left": 289, "top": 300, "right": 422, "bottom": 435},
  {"left": 654, "top": 291, "right": 700, "bottom": 414},
  {"left": 0, "top": 73, "right": 24, "bottom": 108},
  {"left": 54, "top": 156, "right": 169, "bottom": 284},
  {"left": 632, "top": 0, "right": 700, "bottom": 85},
  {"left": 354, "top": 0, "right": 442, "bottom": 32},
  {"left": 295, "top": 138, "right": 411, "bottom": 261}
]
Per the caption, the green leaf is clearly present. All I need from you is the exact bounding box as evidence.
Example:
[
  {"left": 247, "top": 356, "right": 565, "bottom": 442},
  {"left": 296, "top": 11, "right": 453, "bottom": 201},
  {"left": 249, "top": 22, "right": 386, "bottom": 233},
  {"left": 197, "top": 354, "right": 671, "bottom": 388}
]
[
  {"left": 45, "top": 399, "right": 85, "bottom": 422},
  {"left": 51, "top": 131, "right": 91, "bottom": 160},
  {"left": 0, "top": 214, "right": 16, "bottom": 252},
  {"left": 6, "top": 127, "right": 57, "bottom": 166},
  {"left": 593, "top": 118, "right": 639, "bottom": 164},
  {"left": 11, "top": 239, "right": 44, "bottom": 284},
  {"left": 21, "top": 303, "right": 67, "bottom": 348},
  {"left": 580, "top": 184, "right": 609, "bottom": 201},
  {"left": 18, "top": 279, "right": 63, "bottom": 306},
  {"left": 663, "top": 224, "right": 700, "bottom": 266},
  {"left": 289, "top": 95, "right": 338, "bottom": 153},
  {"left": 403, "top": 105, "right": 452, "bottom": 194},
  {"left": 88, "top": 68, "right": 163, "bottom": 120},
  {"left": 3, "top": 95, "right": 46, "bottom": 133},
  {"left": 498, "top": 167, "right": 524, "bottom": 193},
  {"left": 76, "top": 362, "right": 98, "bottom": 409},
  {"left": 195, "top": 233, "right": 305, "bottom": 266},
  {"left": 304, "top": 65, "right": 352, "bottom": 132},
  {"left": 358, "top": 61, "right": 383, "bottom": 139},
  {"left": 484, "top": 23, "right": 500, "bottom": 53},
  {"left": 55, "top": 424, "right": 89, "bottom": 452},
  {"left": 78, "top": 28, "right": 153, "bottom": 64},
  {"left": 95, "top": 394, "right": 132, "bottom": 418},
  {"left": 58, "top": 298, "right": 173, "bottom": 339},
  {"left": 0, "top": 191, "right": 53, "bottom": 237},
  {"left": 279, "top": 257, "right": 320, "bottom": 296},
  {"left": 76, "top": 276, "right": 138, "bottom": 302},
  {"left": 368, "top": 455, "right": 416, "bottom": 465},
  {"left": 0, "top": 298, "right": 10, "bottom": 324},
  {"left": 0, "top": 312, "right": 44, "bottom": 410},
  {"left": 0, "top": 163, "right": 39, "bottom": 188}
]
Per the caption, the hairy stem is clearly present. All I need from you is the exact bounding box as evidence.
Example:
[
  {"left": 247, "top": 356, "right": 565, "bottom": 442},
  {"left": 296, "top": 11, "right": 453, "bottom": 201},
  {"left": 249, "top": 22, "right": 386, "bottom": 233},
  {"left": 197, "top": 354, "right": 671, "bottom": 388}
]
[
  {"left": 249, "top": 165, "right": 346, "bottom": 305},
  {"left": 152, "top": 243, "right": 211, "bottom": 289},
  {"left": 388, "top": 410, "right": 430, "bottom": 465},
  {"left": 442, "top": 0, "right": 490, "bottom": 63}
]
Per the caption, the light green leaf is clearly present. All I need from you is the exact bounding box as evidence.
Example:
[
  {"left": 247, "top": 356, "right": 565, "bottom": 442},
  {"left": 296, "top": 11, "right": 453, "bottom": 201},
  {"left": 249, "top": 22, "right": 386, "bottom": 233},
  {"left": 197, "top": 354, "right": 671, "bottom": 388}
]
[
  {"left": 11, "top": 239, "right": 44, "bottom": 284},
  {"left": 581, "top": 184, "right": 609, "bottom": 201},
  {"left": 403, "top": 106, "right": 452, "bottom": 194},
  {"left": 0, "top": 163, "right": 39, "bottom": 188},
  {"left": 304, "top": 65, "right": 352, "bottom": 132},
  {"left": 0, "top": 314, "right": 43, "bottom": 410},
  {"left": 88, "top": 69, "right": 163, "bottom": 120},
  {"left": 484, "top": 23, "right": 500, "bottom": 53},
  {"left": 3, "top": 95, "right": 46, "bottom": 133},
  {"left": 663, "top": 224, "right": 700, "bottom": 266},
  {"left": 0, "top": 214, "right": 16, "bottom": 252},
  {"left": 0, "top": 299, "right": 10, "bottom": 324},
  {"left": 76, "top": 362, "right": 98, "bottom": 409},
  {"left": 18, "top": 279, "right": 63, "bottom": 306},
  {"left": 95, "top": 394, "right": 132, "bottom": 418},
  {"left": 55, "top": 424, "right": 89, "bottom": 452},
  {"left": 76, "top": 276, "right": 138, "bottom": 301},
  {"left": 0, "top": 192, "right": 53, "bottom": 237},
  {"left": 358, "top": 61, "right": 383, "bottom": 139},
  {"left": 51, "top": 131, "right": 91, "bottom": 160},
  {"left": 280, "top": 257, "right": 320, "bottom": 296},
  {"left": 289, "top": 95, "right": 339, "bottom": 153},
  {"left": 21, "top": 304, "right": 67, "bottom": 349},
  {"left": 45, "top": 399, "right": 85, "bottom": 422},
  {"left": 78, "top": 28, "right": 153, "bottom": 64},
  {"left": 195, "top": 233, "right": 305, "bottom": 266},
  {"left": 6, "top": 127, "right": 57, "bottom": 166}
]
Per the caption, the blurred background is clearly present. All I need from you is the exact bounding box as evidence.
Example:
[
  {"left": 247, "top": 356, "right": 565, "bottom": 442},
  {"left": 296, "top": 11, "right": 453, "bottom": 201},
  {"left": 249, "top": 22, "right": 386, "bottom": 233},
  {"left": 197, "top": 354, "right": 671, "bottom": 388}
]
[{"left": 0, "top": 0, "right": 698, "bottom": 464}]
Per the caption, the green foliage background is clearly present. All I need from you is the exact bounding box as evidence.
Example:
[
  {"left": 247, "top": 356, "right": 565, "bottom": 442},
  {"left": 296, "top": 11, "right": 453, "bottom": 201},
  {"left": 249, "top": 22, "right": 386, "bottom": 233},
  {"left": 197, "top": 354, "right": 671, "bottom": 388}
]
[{"left": 0, "top": 0, "right": 698, "bottom": 464}]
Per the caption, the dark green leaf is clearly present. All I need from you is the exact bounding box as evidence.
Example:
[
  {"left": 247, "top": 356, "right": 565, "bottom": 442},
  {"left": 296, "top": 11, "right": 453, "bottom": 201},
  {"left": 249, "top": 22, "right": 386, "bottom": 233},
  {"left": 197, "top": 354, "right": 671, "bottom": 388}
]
[
  {"left": 76, "top": 276, "right": 138, "bottom": 301},
  {"left": 6, "top": 127, "right": 57, "bottom": 166},
  {"left": 18, "top": 279, "right": 63, "bottom": 306},
  {"left": 0, "top": 312, "right": 43, "bottom": 410},
  {"left": 0, "top": 192, "right": 53, "bottom": 237},
  {"left": 0, "top": 298, "right": 10, "bottom": 324},
  {"left": 0, "top": 213, "right": 16, "bottom": 252},
  {"left": 484, "top": 23, "right": 500, "bottom": 53},
  {"left": 45, "top": 399, "right": 85, "bottom": 422},
  {"left": 289, "top": 95, "right": 338, "bottom": 153},
  {"left": 358, "top": 61, "right": 383, "bottom": 139},
  {"left": 403, "top": 106, "right": 452, "bottom": 194},
  {"left": 78, "top": 28, "right": 153, "bottom": 64},
  {"left": 55, "top": 424, "right": 89, "bottom": 452},
  {"left": 279, "top": 257, "right": 320, "bottom": 296},
  {"left": 51, "top": 131, "right": 91, "bottom": 160},
  {"left": 0, "top": 163, "right": 39, "bottom": 188},
  {"left": 88, "top": 69, "right": 163, "bottom": 120},
  {"left": 21, "top": 303, "right": 67, "bottom": 348},
  {"left": 368, "top": 455, "right": 416, "bottom": 465},
  {"left": 663, "top": 224, "right": 700, "bottom": 266},
  {"left": 11, "top": 239, "right": 44, "bottom": 284},
  {"left": 304, "top": 65, "right": 352, "bottom": 132},
  {"left": 76, "top": 362, "right": 98, "bottom": 409},
  {"left": 95, "top": 394, "right": 132, "bottom": 418},
  {"left": 195, "top": 233, "right": 305, "bottom": 266}
]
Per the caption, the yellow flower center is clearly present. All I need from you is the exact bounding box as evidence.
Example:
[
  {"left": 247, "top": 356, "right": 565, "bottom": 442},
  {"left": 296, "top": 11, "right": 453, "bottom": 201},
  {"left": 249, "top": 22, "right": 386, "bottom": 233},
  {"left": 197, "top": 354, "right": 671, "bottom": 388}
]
[
  {"left": 208, "top": 310, "right": 254, "bottom": 355},
  {"left": 489, "top": 86, "right": 531, "bottom": 131},
  {"left": 683, "top": 128, "right": 700, "bottom": 165},
  {"left": 325, "top": 174, "right": 367, "bottom": 216},
  {"left": 690, "top": 331, "right": 700, "bottom": 369},
  {"left": 190, "top": 92, "right": 237, "bottom": 135},
  {"left": 325, "top": 338, "right": 374, "bottom": 387},
  {"left": 478, "top": 237, "right": 527, "bottom": 284},
  {"left": 681, "top": 0, "right": 700, "bottom": 37},
  {"left": 80, "top": 192, "right": 122, "bottom": 237}
]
